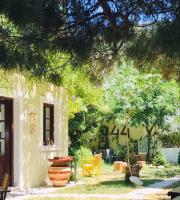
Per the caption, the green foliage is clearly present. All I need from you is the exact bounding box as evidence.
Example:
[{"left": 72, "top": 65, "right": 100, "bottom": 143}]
[
  {"left": 62, "top": 66, "right": 103, "bottom": 116},
  {"left": 159, "top": 132, "right": 180, "bottom": 148},
  {"left": 178, "top": 152, "right": 180, "bottom": 164},
  {"left": 106, "top": 61, "right": 178, "bottom": 128},
  {"left": 0, "top": 14, "right": 104, "bottom": 116},
  {"left": 69, "top": 105, "right": 105, "bottom": 153},
  {"left": 126, "top": 19, "right": 180, "bottom": 80},
  {"left": 152, "top": 152, "right": 167, "bottom": 166},
  {"left": 0, "top": 14, "right": 49, "bottom": 76},
  {"left": 0, "top": 67, "right": 37, "bottom": 95},
  {"left": 114, "top": 145, "right": 127, "bottom": 161},
  {"left": 1, "top": 1, "right": 179, "bottom": 80},
  {"left": 105, "top": 60, "right": 179, "bottom": 160},
  {"left": 155, "top": 169, "right": 180, "bottom": 178},
  {"left": 73, "top": 146, "right": 93, "bottom": 166},
  {"left": 125, "top": 152, "right": 137, "bottom": 166},
  {"left": 0, "top": 68, "right": 12, "bottom": 93},
  {"left": 114, "top": 140, "right": 138, "bottom": 162}
]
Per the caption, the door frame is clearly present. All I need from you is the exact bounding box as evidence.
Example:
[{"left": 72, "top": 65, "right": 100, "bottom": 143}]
[{"left": 0, "top": 96, "right": 14, "bottom": 185}]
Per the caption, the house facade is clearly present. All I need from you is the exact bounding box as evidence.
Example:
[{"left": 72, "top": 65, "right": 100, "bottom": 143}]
[
  {"left": 96, "top": 122, "right": 179, "bottom": 163},
  {"left": 85, "top": 122, "right": 148, "bottom": 161},
  {"left": 0, "top": 69, "right": 68, "bottom": 190}
]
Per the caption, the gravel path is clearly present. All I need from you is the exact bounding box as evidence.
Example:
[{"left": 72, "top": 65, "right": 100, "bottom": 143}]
[{"left": 7, "top": 175, "right": 180, "bottom": 200}]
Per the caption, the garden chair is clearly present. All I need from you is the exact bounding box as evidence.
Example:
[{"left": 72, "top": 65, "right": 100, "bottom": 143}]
[
  {"left": 0, "top": 174, "right": 10, "bottom": 200},
  {"left": 93, "top": 153, "right": 102, "bottom": 176},
  {"left": 82, "top": 153, "right": 102, "bottom": 176}
]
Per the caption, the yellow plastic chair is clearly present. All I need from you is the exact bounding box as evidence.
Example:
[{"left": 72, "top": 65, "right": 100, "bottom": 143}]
[
  {"left": 82, "top": 157, "right": 95, "bottom": 176},
  {"left": 93, "top": 154, "right": 102, "bottom": 176},
  {"left": 82, "top": 154, "right": 102, "bottom": 176},
  {"left": 122, "top": 162, "right": 127, "bottom": 173}
]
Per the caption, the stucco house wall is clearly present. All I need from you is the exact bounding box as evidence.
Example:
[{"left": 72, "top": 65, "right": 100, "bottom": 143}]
[
  {"left": 104, "top": 123, "right": 179, "bottom": 163},
  {"left": 0, "top": 69, "right": 68, "bottom": 189},
  {"left": 108, "top": 122, "right": 146, "bottom": 151}
]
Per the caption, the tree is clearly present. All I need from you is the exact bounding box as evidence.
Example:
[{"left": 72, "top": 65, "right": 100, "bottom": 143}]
[
  {"left": 62, "top": 65, "right": 104, "bottom": 116},
  {"left": 68, "top": 105, "right": 105, "bottom": 154},
  {"left": 125, "top": 18, "right": 180, "bottom": 81},
  {"left": 0, "top": 14, "right": 103, "bottom": 116},
  {"left": 105, "top": 60, "right": 179, "bottom": 161},
  {"left": 0, "top": 1, "right": 179, "bottom": 79}
]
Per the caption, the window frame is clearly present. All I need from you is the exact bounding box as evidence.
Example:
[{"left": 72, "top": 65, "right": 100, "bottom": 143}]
[{"left": 43, "top": 103, "right": 54, "bottom": 146}]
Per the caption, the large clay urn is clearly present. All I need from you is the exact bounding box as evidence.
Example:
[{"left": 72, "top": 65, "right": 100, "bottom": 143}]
[{"left": 48, "top": 156, "right": 74, "bottom": 187}]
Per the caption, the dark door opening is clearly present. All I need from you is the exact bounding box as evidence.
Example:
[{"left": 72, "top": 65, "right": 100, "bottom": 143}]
[{"left": 0, "top": 98, "right": 13, "bottom": 185}]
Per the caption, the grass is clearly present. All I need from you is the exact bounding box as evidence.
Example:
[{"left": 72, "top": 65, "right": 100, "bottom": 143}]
[
  {"left": 59, "top": 179, "right": 136, "bottom": 194},
  {"left": 28, "top": 163, "right": 180, "bottom": 200},
  {"left": 56, "top": 164, "right": 136, "bottom": 194},
  {"left": 57, "top": 163, "right": 180, "bottom": 194},
  {"left": 140, "top": 163, "right": 180, "bottom": 179}
]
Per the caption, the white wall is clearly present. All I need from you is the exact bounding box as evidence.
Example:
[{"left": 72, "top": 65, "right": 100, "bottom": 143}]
[
  {"left": 162, "top": 148, "right": 180, "bottom": 163},
  {"left": 0, "top": 70, "right": 69, "bottom": 189},
  {"left": 22, "top": 84, "right": 68, "bottom": 189},
  {"left": 108, "top": 122, "right": 146, "bottom": 151}
]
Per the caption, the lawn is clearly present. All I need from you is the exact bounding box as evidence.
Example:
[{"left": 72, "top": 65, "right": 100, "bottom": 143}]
[
  {"left": 65, "top": 163, "right": 136, "bottom": 194},
  {"left": 28, "top": 163, "right": 180, "bottom": 200},
  {"left": 56, "top": 163, "right": 179, "bottom": 194}
]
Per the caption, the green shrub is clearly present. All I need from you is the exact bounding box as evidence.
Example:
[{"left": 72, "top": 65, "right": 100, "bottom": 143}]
[
  {"left": 178, "top": 152, "right": 180, "bottom": 164},
  {"left": 159, "top": 132, "right": 180, "bottom": 148},
  {"left": 115, "top": 141, "right": 138, "bottom": 162},
  {"left": 125, "top": 152, "right": 137, "bottom": 166},
  {"left": 152, "top": 152, "right": 167, "bottom": 166},
  {"left": 74, "top": 146, "right": 93, "bottom": 166},
  {"left": 69, "top": 172, "right": 76, "bottom": 181}
]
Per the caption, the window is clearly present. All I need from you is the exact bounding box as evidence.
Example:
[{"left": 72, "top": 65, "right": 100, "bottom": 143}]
[{"left": 43, "top": 104, "right": 54, "bottom": 145}]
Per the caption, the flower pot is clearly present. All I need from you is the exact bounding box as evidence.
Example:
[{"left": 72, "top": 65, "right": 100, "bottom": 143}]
[
  {"left": 138, "top": 161, "right": 146, "bottom": 168},
  {"left": 48, "top": 156, "right": 73, "bottom": 187},
  {"left": 113, "top": 161, "right": 124, "bottom": 172},
  {"left": 48, "top": 166, "right": 71, "bottom": 187}
]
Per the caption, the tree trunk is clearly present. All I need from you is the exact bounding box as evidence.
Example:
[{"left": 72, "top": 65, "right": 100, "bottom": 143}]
[
  {"left": 125, "top": 164, "right": 141, "bottom": 183},
  {"left": 127, "top": 128, "right": 132, "bottom": 175},
  {"left": 146, "top": 130, "right": 152, "bottom": 162}
]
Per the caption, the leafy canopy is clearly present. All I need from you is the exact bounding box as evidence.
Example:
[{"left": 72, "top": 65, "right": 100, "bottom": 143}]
[
  {"left": 126, "top": 18, "right": 180, "bottom": 80},
  {"left": 0, "top": 14, "right": 103, "bottom": 116},
  {"left": 69, "top": 105, "right": 105, "bottom": 152},
  {"left": 105, "top": 60, "right": 179, "bottom": 130},
  {"left": 0, "top": 1, "right": 179, "bottom": 79}
]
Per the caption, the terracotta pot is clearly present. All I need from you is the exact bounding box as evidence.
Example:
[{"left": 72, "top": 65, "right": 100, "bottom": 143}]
[
  {"left": 48, "top": 156, "right": 74, "bottom": 187},
  {"left": 51, "top": 179, "right": 69, "bottom": 187},
  {"left": 113, "top": 161, "right": 124, "bottom": 172},
  {"left": 138, "top": 161, "right": 146, "bottom": 168},
  {"left": 48, "top": 166, "right": 71, "bottom": 187},
  {"left": 48, "top": 156, "right": 73, "bottom": 163}
]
